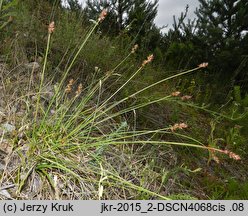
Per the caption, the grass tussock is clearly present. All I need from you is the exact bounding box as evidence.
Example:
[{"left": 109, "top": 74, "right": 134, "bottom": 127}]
[{"left": 0, "top": 9, "right": 245, "bottom": 200}]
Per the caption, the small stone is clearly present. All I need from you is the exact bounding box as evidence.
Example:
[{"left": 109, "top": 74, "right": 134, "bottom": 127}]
[
  {"left": 1, "top": 123, "right": 15, "bottom": 133},
  {"left": 24, "top": 62, "right": 40, "bottom": 70},
  {"left": 50, "top": 109, "right": 56, "bottom": 115},
  {"left": 31, "top": 95, "right": 37, "bottom": 101},
  {"left": 0, "top": 189, "right": 14, "bottom": 199}
]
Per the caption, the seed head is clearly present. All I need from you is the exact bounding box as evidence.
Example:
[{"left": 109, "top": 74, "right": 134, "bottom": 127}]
[
  {"left": 198, "top": 62, "right": 208, "bottom": 68},
  {"left": 207, "top": 147, "right": 241, "bottom": 161},
  {"left": 48, "top": 21, "right": 55, "bottom": 34},
  {"left": 170, "top": 123, "right": 188, "bottom": 132},
  {"left": 142, "top": 54, "right": 154, "bottom": 67},
  {"left": 222, "top": 149, "right": 241, "bottom": 160},
  {"left": 171, "top": 91, "right": 181, "bottom": 97},
  {"left": 65, "top": 79, "right": 74, "bottom": 93},
  {"left": 75, "top": 83, "right": 83, "bottom": 97},
  {"left": 98, "top": 9, "right": 107, "bottom": 22},
  {"left": 131, "top": 44, "right": 139, "bottom": 54},
  {"left": 181, "top": 95, "right": 192, "bottom": 101},
  {"left": 212, "top": 155, "right": 220, "bottom": 164}
]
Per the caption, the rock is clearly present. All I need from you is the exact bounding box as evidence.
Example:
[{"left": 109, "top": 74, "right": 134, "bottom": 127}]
[
  {"left": 1, "top": 123, "right": 15, "bottom": 133},
  {"left": 24, "top": 62, "right": 40, "bottom": 70},
  {"left": 0, "top": 189, "right": 12, "bottom": 199}
]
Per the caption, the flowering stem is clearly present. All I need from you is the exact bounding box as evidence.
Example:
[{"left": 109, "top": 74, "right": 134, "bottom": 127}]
[
  {"left": 39, "top": 21, "right": 100, "bottom": 129},
  {"left": 34, "top": 32, "right": 52, "bottom": 123}
]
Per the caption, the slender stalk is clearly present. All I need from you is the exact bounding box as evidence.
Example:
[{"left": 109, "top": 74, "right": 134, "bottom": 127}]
[
  {"left": 66, "top": 128, "right": 205, "bottom": 152},
  {"left": 64, "top": 96, "right": 171, "bottom": 139},
  {"left": 65, "top": 67, "right": 201, "bottom": 138},
  {"left": 176, "top": 100, "right": 248, "bottom": 121},
  {"left": 88, "top": 140, "right": 211, "bottom": 151},
  {"left": 100, "top": 66, "right": 143, "bottom": 108},
  {"left": 63, "top": 52, "right": 134, "bottom": 131},
  {"left": 107, "top": 174, "right": 171, "bottom": 200},
  {"left": 104, "top": 67, "right": 201, "bottom": 115},
  {"left": 34, "top": 32, "right": 52, "bottom": 123},
  {"left": 39, "top": 22, "right": 100, "bottom": 128}
]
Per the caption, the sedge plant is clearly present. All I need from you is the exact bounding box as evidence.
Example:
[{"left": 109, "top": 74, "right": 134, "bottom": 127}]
[{"left": 1, "top": 10, "right": 241, "bottom": 200}]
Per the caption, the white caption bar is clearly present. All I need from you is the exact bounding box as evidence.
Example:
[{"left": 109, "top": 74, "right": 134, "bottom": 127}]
[{"left": 0, "top": 201, "right": 247, "bottom": 216}]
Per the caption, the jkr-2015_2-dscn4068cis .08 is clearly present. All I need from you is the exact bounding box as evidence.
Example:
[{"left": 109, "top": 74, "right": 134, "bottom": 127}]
[{"left": 100, "top": 202, "right": 245, "bottom": 213}]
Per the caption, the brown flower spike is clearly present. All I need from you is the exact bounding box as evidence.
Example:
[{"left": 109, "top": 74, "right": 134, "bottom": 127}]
[
  {"left": 75, "top": 83, "right": 83, "bottom": 97},
  {"left": 48, "top": 21, "right": 55, "bottom": 34},
  {"left": 208, "top": 147, "right": 241, "bottom": 162},
  {"left": 171, "top": 91, "right": 181, "bottom": 97},
  {"left": 98, "top": 9, "right": 107, "bottom": 22},
  {"left": 222, "top": 149, "right": 241, "bottom": 160},
  {"left": 131, "top": 44, "right": 139, "bottom": 54},
  {"left": 65, "top": 79, "right": 74, "bottom": 93},
  {"left": 181, "top": 95, "right": 192, "bottom": 101},
  {"left": 198, "top": 62, "right": 208, "bottom": 68},
  {"left": 142, "top": 54, "right": 154, "bottom": 67},
  {"left": 170, "top": 123, "right": 188, "bottom": 132}
]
